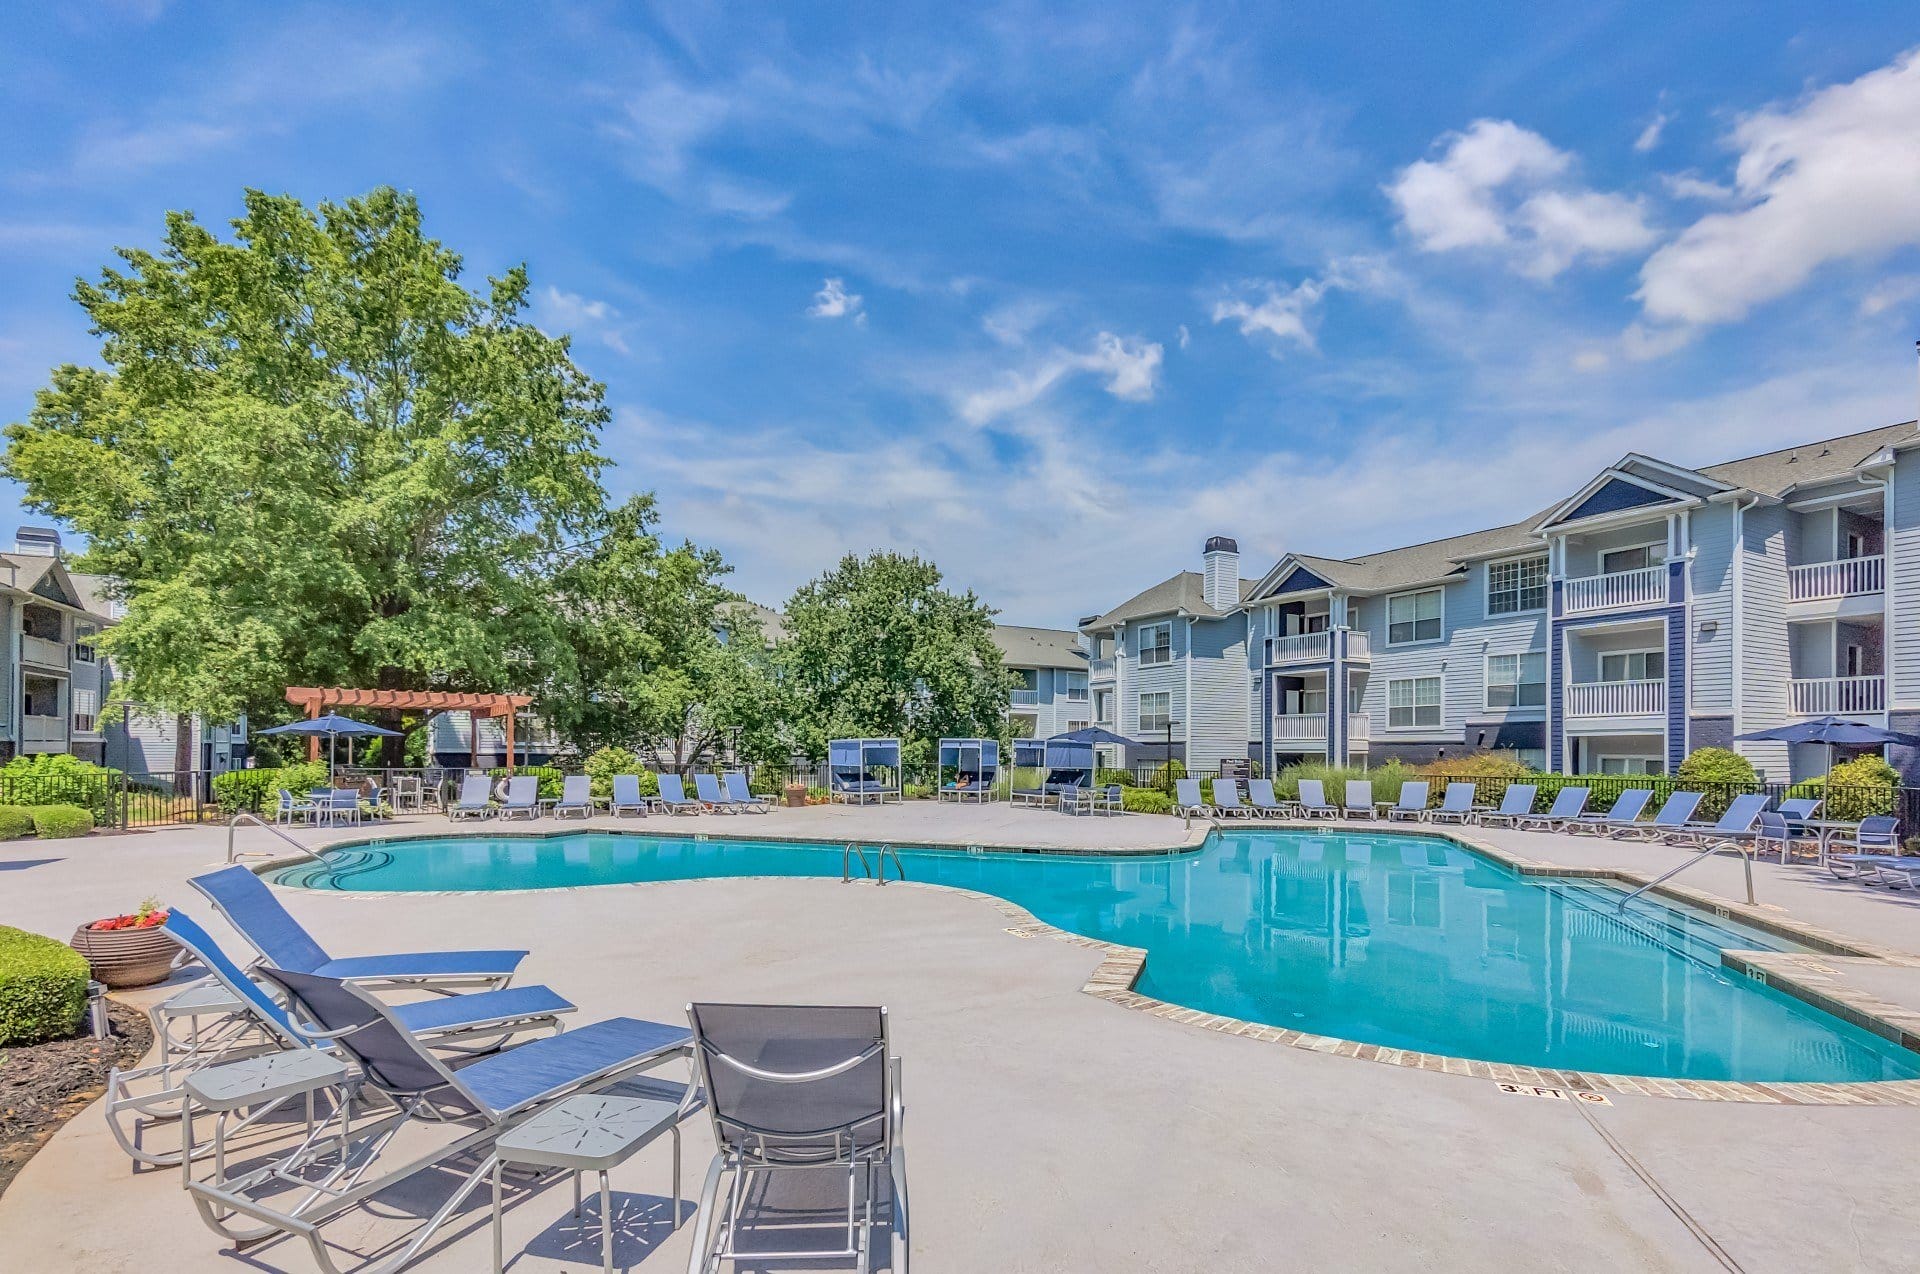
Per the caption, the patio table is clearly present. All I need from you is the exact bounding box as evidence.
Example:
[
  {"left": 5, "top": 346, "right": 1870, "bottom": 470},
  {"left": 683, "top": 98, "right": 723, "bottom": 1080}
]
[{"left": 1797, "top": 818, "right": 1863, "bottom": 867}]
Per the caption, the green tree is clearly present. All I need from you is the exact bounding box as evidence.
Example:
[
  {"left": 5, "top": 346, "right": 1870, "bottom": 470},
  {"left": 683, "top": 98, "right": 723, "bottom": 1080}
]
[
  {"left": 541, "top": 496, "right": 786, "bottom": 774},
  {"left": 3, "top": 188, "right": 609, "bottom": 738},
  {"left": 778, "top": 551, "right": 1011, "bottom": 768}
]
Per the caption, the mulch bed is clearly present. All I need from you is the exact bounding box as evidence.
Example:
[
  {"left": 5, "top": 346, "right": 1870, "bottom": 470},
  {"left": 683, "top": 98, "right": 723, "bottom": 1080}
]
[{"left": 0, "top": 1000, "right": 152, "bottom": 1199}]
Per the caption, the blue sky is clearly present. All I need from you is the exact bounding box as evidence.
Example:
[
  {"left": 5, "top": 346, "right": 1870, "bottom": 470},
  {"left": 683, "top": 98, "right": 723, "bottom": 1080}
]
[{"left": 3, "top": 4, "right": 1919, "bottom": 626}]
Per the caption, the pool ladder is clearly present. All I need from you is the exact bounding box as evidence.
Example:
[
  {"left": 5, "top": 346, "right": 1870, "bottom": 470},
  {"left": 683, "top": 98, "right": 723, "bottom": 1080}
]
[
  {"left": 842, "top": 842, "right": 905, "bottom": 885},
  {"left": 1616, "top": 842, "right": 1756, "bottom": 910}
]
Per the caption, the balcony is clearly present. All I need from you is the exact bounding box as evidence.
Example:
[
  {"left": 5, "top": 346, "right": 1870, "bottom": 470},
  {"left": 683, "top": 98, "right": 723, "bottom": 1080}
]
[
  {"left": 1089, "top": 657, "right": 1114, "bottom": 679},
  {"left": 20, "top": 715, "right": 67, "bottom": 752},
  {"left": 1790, "top": 675, "right": 1886, "bottom": 715},
  {"left": 1348, "top": 713, "right": 1371, "bottom": 742},
  {"left": 1561, "top": 565, "right": 1666, "bottom": 616},
  {"left": 1009, "top": 688, "right": 1040, "bottom": 707},
  {"left": 1566, "top": 679, "right": 1666, "bottom": 717},
  {"left": 1273, "top": 713, "right": 1328, "bottom": 741},
  {"left": 1269, "top": 632, "right": 1330, "bottom": 664},
  {"left": 1347, "top": 630, "right": 1371, "bottom": 662},
  {"left": 1788, "top": 555, "right": 1884, "bottom": 602},
  {"left": 20, "top": 634, "right": 70, "bottom": 669}
]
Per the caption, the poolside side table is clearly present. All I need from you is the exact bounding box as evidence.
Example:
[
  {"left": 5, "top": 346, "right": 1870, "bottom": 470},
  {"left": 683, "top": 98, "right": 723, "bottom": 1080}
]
[
  {"left": 492, "top": 1083, "right": 693, "bottom": 1274},
  {"left": 181, "top": 1048, "right": 351, "bottom": 1192},
  {"left": 1801, "top": 818, "right": 1863, "bottom": 867}
]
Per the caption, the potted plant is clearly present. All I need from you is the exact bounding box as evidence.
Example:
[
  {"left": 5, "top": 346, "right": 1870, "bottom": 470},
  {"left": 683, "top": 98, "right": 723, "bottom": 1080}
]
[{"left": 70, "top": 898, "right": 176, "bottom": 989}]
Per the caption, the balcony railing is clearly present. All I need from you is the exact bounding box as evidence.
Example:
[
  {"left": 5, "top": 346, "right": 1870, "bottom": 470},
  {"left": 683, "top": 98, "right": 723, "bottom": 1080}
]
[
  {"left": 1566, "top": 679, "right": 1666, "bottom": 717},
  {"left": 20, "top": 715, "right": 66, "bottom": 746},
  {"left": 1269, "top": 631, "right": 1330, "bottom": 664},
  {"left": 1273, "top": 713, "right": 1328, "bottom": 741},
  {"left": 1790, "top": 675, "right": 1886, "bottom": 715},
  {"left": 1347, "top": 631, "right": 1371, "bottom": 661},
  {"left": 1009, "top": 688, "right": 1040, "bottom": 707},
  {"left": 1788, "top": 555, "right": 1884, "bottom": 602},
  {"left": 20, "top": 634, "right": 69, "bottom": 668},
  {"left": 1089, "top": 657, "right": 1114, "bottom": 677},
  {"left": 1348, "top": 713, "right": 1371, "bottom": 742},
  {"left": 1561, "top": 565, "right": 1666, "bottom": 615}
]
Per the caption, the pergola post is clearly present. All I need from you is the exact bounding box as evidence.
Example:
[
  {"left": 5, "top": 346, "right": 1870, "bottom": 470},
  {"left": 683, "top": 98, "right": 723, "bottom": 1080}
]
[
  {"left": 307, "top": 696, "right": 321, "bottom": 763},
  {"left": 502, "top": 708, "right": 516, "bottom": 776}
]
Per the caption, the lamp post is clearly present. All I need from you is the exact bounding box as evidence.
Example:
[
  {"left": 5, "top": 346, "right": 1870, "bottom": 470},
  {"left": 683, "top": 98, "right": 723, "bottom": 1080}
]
[{"left": 1163, "top": 719, "right": 1181, "bottom": 794}]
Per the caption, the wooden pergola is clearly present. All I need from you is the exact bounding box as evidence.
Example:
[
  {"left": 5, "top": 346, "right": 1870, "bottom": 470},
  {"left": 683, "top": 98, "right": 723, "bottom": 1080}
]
[{"left": 283, "top": 688, "right": 534, "bottom": 771}]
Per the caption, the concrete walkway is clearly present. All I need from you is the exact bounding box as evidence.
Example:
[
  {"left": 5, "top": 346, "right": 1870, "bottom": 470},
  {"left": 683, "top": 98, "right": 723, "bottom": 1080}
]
[{"left": 3, "top": 808, "right": 1918, "bottom": 1272}]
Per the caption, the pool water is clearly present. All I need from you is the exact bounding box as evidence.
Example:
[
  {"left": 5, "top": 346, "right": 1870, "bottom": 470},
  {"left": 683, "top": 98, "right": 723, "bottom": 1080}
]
[{"left": 271, "top": 828, "right": 1920, "bottom": 1083}]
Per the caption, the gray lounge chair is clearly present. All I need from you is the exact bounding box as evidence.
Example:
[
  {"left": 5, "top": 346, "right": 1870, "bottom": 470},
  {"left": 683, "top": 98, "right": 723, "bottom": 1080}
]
[
  {"left": 1342, "top": 780, "right": 1375, "bottom": 819},
  {"left": 1174, "top": 778, "right": 1210, "bottom": 817},
  {"left": 1826, "top": 817, "right": 1906, "bottom": 881},
  {"left": 657, "top": 772, "right": 702, "bottom": 815},
  {"left": 1777, "top": 796, "right": 1823, "bottom": 836},
  {"left": 1613, "top": 789, "right": 1703, "bottom": 840},
  {"left": 1296, "top": 779, "right": 1340, "bottom": 819},
  {"left": 498, "top": 774, "right": 541, "bottom": 820},
  {"left": 1093, "top": 783, "right": 1124, "bottom": 815},
  {"left": 1385, "top": 781, "right": 1430, "bottom": 822},
  {"left": 1513, "top": 786, "right": 1589, "bottom": 831},
  {"left": 724, "top": 770, "right": 773, "bottom": 812},
  {"left": 694, "top": 772, "right": 740, "bottom": 813},
  {"left": 449, "top": 773, "right": 495, "bottom": 820},
  {"left": 610, "top": 774, "right": 651, "bottom": 817},
  {"left": 1246, "top": 778, "right": 1288, "bottom": 818},
  {"left": 1213, "top": 778, "right": 1255, "bottom": 819},
  {"left": 684, "top": 1002, "right": 907, "bottom": 1274},
  {"left": 1567, "top": 787, "right": 1652, "bottom": 835},
  {"left": 551, "top": 774, "right": 596, "bottom": 819},
  {"left": 1665, "top": 792, "right": 1769, "bottom": 847},
  {"left": 1474, "top": 783, "right": 1537, "bottom": 828},
  {"left": 1427, "top": 782, "right": 1477, "bottom": 824}
]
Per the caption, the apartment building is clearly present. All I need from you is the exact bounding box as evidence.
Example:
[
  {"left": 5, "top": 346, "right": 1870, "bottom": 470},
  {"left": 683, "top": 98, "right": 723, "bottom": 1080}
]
[
  {"left": 991, "top": 624, "right": 1090, "bottom": 738},
  {"left": 1082, "top": 420, "right": 1920, "bottom": 783}
]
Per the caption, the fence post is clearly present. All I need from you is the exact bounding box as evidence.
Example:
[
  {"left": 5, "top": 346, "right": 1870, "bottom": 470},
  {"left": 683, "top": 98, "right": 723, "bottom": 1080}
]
[{"left": 119, "top": 771, "right": 128, "bottom": 830}]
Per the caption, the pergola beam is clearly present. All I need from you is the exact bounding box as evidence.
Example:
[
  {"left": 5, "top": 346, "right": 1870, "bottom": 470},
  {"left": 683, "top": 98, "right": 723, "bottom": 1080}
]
[{"left": 282, "top": 687, "right": 534, "bottom": 771}]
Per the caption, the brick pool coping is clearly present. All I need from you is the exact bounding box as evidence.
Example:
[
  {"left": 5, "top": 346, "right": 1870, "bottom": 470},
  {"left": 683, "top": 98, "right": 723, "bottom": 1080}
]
[{"left": 252, "top": 819, "right": 1920, "bottom": 1105}]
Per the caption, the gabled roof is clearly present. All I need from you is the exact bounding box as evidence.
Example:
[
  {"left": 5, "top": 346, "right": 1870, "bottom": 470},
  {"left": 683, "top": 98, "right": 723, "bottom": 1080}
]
[
  {"left": 1697, "top": 420, "right": 1916, "bottom": 495},
  {"left": 1250, "top": 515, "right": 1548, "bottom": 600},
  {"left": 991, "top": 624, "right": 1086, "bottom": 670},
  {"left": 0, "top": 552, "right": 115, "bottom": 619},
  {"left": 1082, "top": 571, "right": 1258, "bottom": 630}
]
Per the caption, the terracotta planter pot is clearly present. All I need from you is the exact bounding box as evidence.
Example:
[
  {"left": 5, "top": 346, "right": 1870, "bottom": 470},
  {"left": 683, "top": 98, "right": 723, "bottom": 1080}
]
[
  {"left": 783, "top": 783, "right": 808, "bottom": 809},
  {"left": 70, "top": 923, "right": 177, "bottom": 989}
]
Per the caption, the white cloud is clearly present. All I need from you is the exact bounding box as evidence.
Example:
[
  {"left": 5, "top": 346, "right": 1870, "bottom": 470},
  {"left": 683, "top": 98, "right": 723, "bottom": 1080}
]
[
  {"left": 1209, "top": 259, "right": 1386, "bottom": 355},
  {"left": 1387, "top": 119, "right": 1653, "bottom": 278},
  {"left": 1660, "top": 173, "right": 1737, "bottom": 203},
  {"left": 807, "top": 277, "right": 866, "bottom": 324},
  {"left": 1638, "top": 48, "right": 1920, "bottom": 328},
  {"left": 1860, "top": 275, "right": 1920, "bottom": 318},
  {"left": 981, "top": 296, "right": 1057, "bottom": 346},
  {"left": 1634, "top": 112, "right": 1669, "bottom": 153},
  {"left": 1176, "top": 324, "right": 1190, "bottom": 350},
  {"left": 536, "top": 286, "right": 631, "bottom": 356},
  {"left": 959, "top": 332, "right": 1163, "bottom": 425}
]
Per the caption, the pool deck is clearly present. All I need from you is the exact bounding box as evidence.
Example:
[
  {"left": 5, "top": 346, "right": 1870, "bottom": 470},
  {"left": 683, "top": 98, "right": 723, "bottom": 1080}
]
[{"left": 5, "top": 806, "right": 1920, "bottom": 1272}]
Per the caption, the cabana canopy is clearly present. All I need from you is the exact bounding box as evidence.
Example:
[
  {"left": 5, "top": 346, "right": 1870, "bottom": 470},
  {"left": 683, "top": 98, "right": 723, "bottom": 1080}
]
[
  {"left": 1012, "top": 736, "right": 1095, "bottom": 795},
  {"left": 827, "top": 737, "right": 904, "bottom": 804},
  {"left": 936, "top": 738, "right": 1000, "bottom": 802}
]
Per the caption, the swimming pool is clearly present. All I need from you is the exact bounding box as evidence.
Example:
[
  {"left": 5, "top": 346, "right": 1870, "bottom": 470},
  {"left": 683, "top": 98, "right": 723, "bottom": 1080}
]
[{"left": 270, "top": 828, "right": 1920, "bottom": 1084}]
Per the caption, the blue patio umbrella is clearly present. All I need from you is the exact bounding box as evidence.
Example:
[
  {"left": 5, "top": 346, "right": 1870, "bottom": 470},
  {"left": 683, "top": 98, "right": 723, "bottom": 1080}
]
[
  {"left": 1735, "top": 716, "right": 1920, "bottom": 781},
  {"left": 258, "top": 713, "right": 404, "bottom": 774},
  {"left": 1046, "top": 726, "right": 1142, "bottom": 748}
]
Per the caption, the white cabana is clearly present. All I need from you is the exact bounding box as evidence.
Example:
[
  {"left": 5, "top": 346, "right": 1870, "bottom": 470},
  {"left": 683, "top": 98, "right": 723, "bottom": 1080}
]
[
  {"left": 936, "top": 738, "right": 1000, "bottom": 803},
  {"left": 828, "top": 738, "right": 904, "bottom": 804}
]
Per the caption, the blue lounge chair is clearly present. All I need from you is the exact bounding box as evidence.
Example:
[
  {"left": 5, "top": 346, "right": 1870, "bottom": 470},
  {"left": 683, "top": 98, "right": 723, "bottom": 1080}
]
[
  {"left": 1612, "top": 790, "right": 1703, "bottom": 840},
  {"left": 1777, "top": 796, "right": 1823, "bottom": 836},
  {"left": 1342, "top": 780, "right": 1375, "bottom": 819},
  {"left": 1665, "top": 792, "right": 1769, "bottom": 847},
  {"left": 1514, "top": 786, "right": 1589, "bottom": 831},
  {"left": 1246, "top": 778, "right": 1288, "bottom": 818},
  {"left": 551, "top": 774, "right": 596, "bottom": 819},
  {"left": 274, "top": 788, "right": 316, "bottom": 825},
  {"left": 1427, "top": 782, "right": 1477, "bottom": 824},
  {"left": 724, "top": 771, "right": 772, "bottom": 812},
  {"left": 694, "top": 772, "right": 740, "bottom": 813},
  {"left": 657, "top": 772, "right": 702, "bottom": 815},
  {"left": 1826, "top": 816, "right": 1907, "bottom": 882},
  {"left": 610, "top": 774, "right": 651, "bottom": 817},
  {"left": 196, "top": 966, "right": 692, "bottom": 1274},
  {"left": 1474, "top": 784, "right": 1537, "bottom": 828},
  {"left": 1567, "top": 787, "right": 1652, "bottom": 835},
  {"left": 1296, "top": 779, "right": 1340, "bottom": 819},
  {"left": 497, "top": 774, "right": 540, "bottom": 820},
  {"left": 1213, "top": 779, "right": 1255, "bottom": 819},
  {"left": 449, "top": 773, "right": 494, "bottom": 820},
  {"left": 190, "top": 865, "right": 527, "bottom": 991},
  {"left": 1386, "top": 781, "right": 1430, "bottom": 822},
  {"left": 1174, "top": 778, "right": 1210, "bottom": 817}
]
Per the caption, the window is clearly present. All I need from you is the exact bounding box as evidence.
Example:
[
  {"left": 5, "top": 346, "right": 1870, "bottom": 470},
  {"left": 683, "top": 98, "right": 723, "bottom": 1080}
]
[
  {"left": 1485, "top": 652, "right": 1546, "bottom": 709},
  {"left": 1138, "top": 691, "right": 1172, "bottom": 732},
  {"left": 1386, "top": 589, "right": 1443, "bottom": 645},
  {"left": 1596, "top": 755, "right": 1660, "bottom": 775},
  {"left": 1063, "top": 672, "right": 1089, "bottom": 701},
  {"left": 1137, "top": 622, "right": 1173, "bottom": 666},
  {"left": 74, "top": 624, "right": 98, "bottom": 663},
  {"left": 1599, "top": 543, "right": 1661, "bottom": 574},
  {"left": 1598, "top": 650, "right": 1664, "bottom": 682},
  {"left": 1094, "top": 689, "right": 1113, "bottom": 723},
  {"left": 1387, "top": 676, "right": 1442, "bottom": 729},
  {"left": 72, "top": 689, "right": 96, "bottom": 733},
  {"left": 1066, "top": 720, "right": 1089, "bottom": 733},
  {"left": 1012, "top": 668, "right": 1039, "bottom": 691},
  {"left": 1486, "top": 557, "right": 1548, "bottom": 616}
]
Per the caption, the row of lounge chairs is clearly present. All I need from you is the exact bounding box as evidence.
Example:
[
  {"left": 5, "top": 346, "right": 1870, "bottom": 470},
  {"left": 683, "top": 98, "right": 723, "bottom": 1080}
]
[
  {"left": 445, "top": 771, "right": 774, "bottom": 820},
  {"left": 119, "top": 865, "right": 907, "bottom": 1274}
]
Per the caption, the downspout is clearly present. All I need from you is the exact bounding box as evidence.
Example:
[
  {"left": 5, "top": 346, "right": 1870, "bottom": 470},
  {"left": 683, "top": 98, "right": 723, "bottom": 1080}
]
[
  {"left": 1729, "top": 493, "right": 1759, "bottom": 749},
  {"left": 1183, "top": 616, "right": 1195, "bottom": 768}
]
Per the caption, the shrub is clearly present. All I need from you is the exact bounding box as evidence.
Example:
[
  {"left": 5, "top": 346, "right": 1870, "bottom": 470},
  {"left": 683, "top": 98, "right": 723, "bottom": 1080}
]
[
  {"left": 1421, "top": 751, "right": 1536, "bottom": 780},
  {"left": 1095, "top": 767, "right": 1136, "bottom": 789},
  {"left": 1791, "top": 754, "right": 1900, "bottom": 820},
  {"left": 0, "top": 926, "right": 90, "bottom": 1045},
  {"left": 806, "top": 785, "right": 831, "bottom": 803},
  {"left": 0, "top": 753, "right": 120, "bottom": 823},
  {"left": 747, "top": 768, "right": 784, "bottom": 796},
  {"left": 488, "top": 765, "right": 565, "bottom": 800},
  {"left": 1145, "top": 759, "right": 1187, "bottom": 791},
  {"left": 30, "top": 805, "right": 95, "bottom": 839},
  {"left": 581, "top": 747, "right": 643, "bottom": 798},
  {"left": 1122, "top": 787, "right": 1174, "bottom": 814},
  {"left": 904, "top": 783, "right": 935, "bottom": 800},
  {"left": 213, "top": 762, "right": 335, "bottom": 814},
  {"left": 1273, "top": 761, "right": 1420, "bottom": 807},
  {"left": 1674, "top": 747, "right": 1760, "bottom": 818},
  {"left": 0, "top": 806, "right": 34, "bottom": 839}
]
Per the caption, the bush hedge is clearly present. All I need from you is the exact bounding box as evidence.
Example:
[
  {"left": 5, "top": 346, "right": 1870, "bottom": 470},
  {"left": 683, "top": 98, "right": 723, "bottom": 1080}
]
[
  {"left": 0, "top": 926, "right": 90, "bottom": 1045},
  {"left": 0, "top": 753, "right": 121, "bottom": 824},
  {"left": 488, "top": 765, "right": 565, "bottom": 801},
  {"left": 0, "top": 806, "right": 35, "bottom": 839},
  {"left": 1789, "top": 754, "right": 1900, "bottom": 820},
  {"left": 29, "top": 804, "right": 94, "bottom": 839},
  {"left": 581, "top": 747, "right": 643, "bottom": 798},
  {"left": 212, "top": 761, "right": 332, "bottom": 814},
  {"left": 1273, "top": 761, "right": 1421, "bottom": 806},
  {"left": 1121, "top": 787, "right": 1174, "bottom": 814}
]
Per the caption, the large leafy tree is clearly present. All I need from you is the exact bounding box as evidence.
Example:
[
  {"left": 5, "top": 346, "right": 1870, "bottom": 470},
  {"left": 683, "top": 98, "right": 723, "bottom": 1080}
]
[
  {"left": 541, "top": 495, "right": 785, "bottom": 773},
  {"left": 3, "top": 188, "right": 609, "bottom": 732},
  {"left": 778, "top": 551, "right": 1011, "bottom": 768}
]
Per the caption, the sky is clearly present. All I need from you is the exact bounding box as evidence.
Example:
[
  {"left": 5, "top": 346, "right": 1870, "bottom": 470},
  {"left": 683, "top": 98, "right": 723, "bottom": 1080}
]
[{"left": 2, "top": 4, "right": 1919, "bottom": 628}]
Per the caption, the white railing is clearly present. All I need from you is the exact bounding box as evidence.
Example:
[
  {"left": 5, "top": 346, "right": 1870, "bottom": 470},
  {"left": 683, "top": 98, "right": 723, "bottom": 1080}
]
[
  {"left": 1566, "top": 679, "right": 1666, "bottom": 717},
  {"left": 1273, "top": 713, "right": 1329, "bottom": 741},
  {"left": 1347, "top": 630, "right": 1371, "bottom": 660},
  {"left": 1089, "top": 657, "right": 1114, "bottom": 677},
  {"left": 1788, "top": 555, "right": 1884, "bottom": 602},
  {"left": 20, "top": 715, "right": 66, "bottom": 744},
  {"left": 1790, "top": 675, "right": 1886, "bottom": 715},
  {"left": 1009, "top": 688, "right": 1040, "bottom": 707},
  {"left": 20, "top": 634, "right": 68, "bottom": 667},
  {"left": 1562, "top": 565, "right": 1666, "bottom": 615},
  {"left": 1348, "top": 713, "right": 1371, "bottom": 742},
  {"left": 1268, "top": 632, "right": 1331, "bottom": 664}
]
